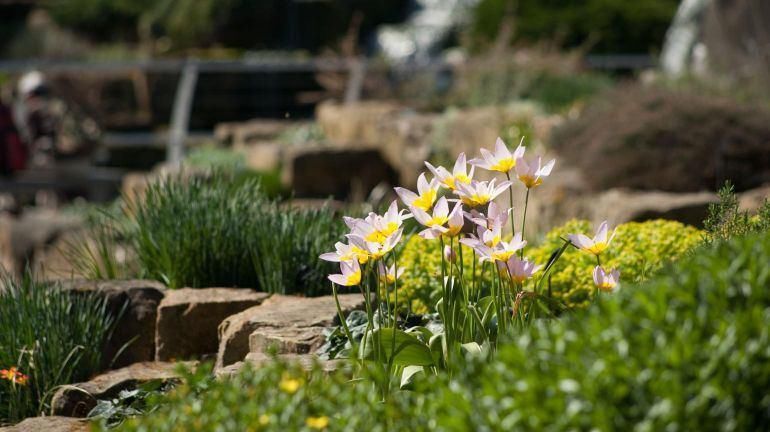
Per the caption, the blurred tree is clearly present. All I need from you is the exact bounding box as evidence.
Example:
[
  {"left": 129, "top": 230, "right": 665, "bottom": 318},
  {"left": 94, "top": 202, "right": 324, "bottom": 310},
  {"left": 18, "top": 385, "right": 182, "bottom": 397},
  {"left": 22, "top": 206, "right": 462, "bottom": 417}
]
[
  {"left": 469, "top": 0, "right": 680, "bottom": 54},
  {"left": 42, "top": 0, "right": 409, "bottom": 54}
]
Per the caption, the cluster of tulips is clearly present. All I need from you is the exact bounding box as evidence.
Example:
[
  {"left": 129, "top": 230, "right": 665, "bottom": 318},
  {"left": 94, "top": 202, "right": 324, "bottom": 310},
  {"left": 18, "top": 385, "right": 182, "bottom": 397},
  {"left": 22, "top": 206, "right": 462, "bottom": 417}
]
[{"left": 320, "top": 137, "right": 620, "bottom": 386}]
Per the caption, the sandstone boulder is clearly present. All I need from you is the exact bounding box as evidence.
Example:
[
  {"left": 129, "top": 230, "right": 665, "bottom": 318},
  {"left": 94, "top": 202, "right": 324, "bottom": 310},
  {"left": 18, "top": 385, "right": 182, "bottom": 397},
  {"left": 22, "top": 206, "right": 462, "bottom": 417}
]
[
  {"left": 282, "top": 146, "right": 398, "bottom": 200},
  {"left": 155, "top": 288, "right": 269, "bottom": 361},
  {"left": 584, "top": 189, "right": 719, "bottom": 227},
  {"left": 0, "top": 417, "right": 88, "bottom": 432},
  {"left": 50, "top": 361, "right": 187, "bottom": 418},
  {"left": 58, "top": 279, "right": 166, "bottom": 368},
  {"left": 215, "top": 294, "right": 364, "bottom": 370}
]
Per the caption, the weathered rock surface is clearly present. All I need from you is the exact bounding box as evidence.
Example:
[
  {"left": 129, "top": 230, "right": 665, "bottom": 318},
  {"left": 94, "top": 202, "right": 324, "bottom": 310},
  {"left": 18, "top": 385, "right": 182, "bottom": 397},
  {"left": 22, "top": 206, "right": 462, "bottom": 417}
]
[
  {"left": 0, "top": 416, "right": 88, "bottom": 432},
  {"left": 215, "top": 294, "right": 364, "bottom": 370},
  {"left": 583, "top": 189, "right": 719, "bottom": 227},
  {"left": 282, "top": 146, "right": 399, "bottom": 200},
  {"left": 58, "top": 279, "right": 166, "bottom": 368},
  {"left": 0, "top": 209, "right": 82, "bottom": 275},
  {"left": 156, "top": 288, "right": 269, "bottom": 361},
  {"left": 215, "top": 353, "right": 342, "bottom": 378},
  {"left": 50, "top": 361, "right": 187, "bottom": 418}
]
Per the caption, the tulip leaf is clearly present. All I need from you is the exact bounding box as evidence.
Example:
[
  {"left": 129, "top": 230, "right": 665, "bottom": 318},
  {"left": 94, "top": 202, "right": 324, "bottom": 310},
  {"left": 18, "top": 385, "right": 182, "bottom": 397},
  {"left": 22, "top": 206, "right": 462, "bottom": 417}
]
[
  {"left": 400, "top": 365, "right": 425, "bottom": 389},
  {"left": 360, "top": 328, "right": 435, "bottom": 366}
]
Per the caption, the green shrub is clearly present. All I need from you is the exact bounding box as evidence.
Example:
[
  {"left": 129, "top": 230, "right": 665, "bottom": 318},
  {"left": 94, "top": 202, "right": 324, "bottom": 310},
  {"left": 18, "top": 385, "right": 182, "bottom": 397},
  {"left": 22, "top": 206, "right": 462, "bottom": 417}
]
[
  {"left": 114, "top": 231, "right": 770, "bottom": 430},
  {"left": 469, "top": 0, "right": 679, "bottom": 54},
  {"left": 552, "top": 84, "right": 770, "bottom": 193},
  {"left": 527, "top": 219, "right": 703, "bottom": 308},
  {"left": 704, "top": 182, "right": 770, "bottom": 243},
  {"left": 397, "top": 235, "right": 494, "bottom": 314},
  {"left": 0, "top": 274, "right": 116, "bottom": 424},
  {"left": 74, "top": 172, "right": 343, "bottom": 295}
]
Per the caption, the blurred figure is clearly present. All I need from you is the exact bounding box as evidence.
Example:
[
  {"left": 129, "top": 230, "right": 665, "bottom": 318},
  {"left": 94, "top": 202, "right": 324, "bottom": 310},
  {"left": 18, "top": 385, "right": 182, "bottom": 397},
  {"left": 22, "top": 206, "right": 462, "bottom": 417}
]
[
  {"left": 0, "top": 98, "right": 26, "bottom": 176},
  {"left": 15, "top": 70, "right": 101, "bottom": 168}
]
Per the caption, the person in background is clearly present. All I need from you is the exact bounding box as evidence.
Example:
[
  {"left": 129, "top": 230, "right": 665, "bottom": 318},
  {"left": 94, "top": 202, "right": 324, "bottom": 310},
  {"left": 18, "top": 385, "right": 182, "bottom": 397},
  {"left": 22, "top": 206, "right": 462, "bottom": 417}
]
[{"left": 0, "top": 97, "right": 26, "bottom": 176}]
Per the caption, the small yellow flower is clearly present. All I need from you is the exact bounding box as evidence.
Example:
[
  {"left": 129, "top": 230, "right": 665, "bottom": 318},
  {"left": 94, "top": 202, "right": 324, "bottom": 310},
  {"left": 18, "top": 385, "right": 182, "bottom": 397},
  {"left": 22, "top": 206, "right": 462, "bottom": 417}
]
[
  {"left": 279, "top": 373, "right": 302, "bottom": 394},
  {"left": 306, "top": 416, "right": 330, "bottom": 430},
  {"left": 259, "top": 414, "right": 270, "bottom": 425}
]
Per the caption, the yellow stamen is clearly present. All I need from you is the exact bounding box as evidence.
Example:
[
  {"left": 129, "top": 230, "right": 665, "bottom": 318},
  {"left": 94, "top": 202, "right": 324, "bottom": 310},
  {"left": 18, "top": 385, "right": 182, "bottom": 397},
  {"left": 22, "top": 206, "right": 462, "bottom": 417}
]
[
  {"left": 412, "top": 189, "right": 437, "bottom": 211},
  {"left": 490, "top": 158, "right": 515, "bottom": 172},
  {"left": 426, "top": 216, "right": 449, "bottom": 227},
  {"left": 346, "top": 270, "right": 362, "bottom": 286},
  {"left": 491, "top": 250, "right": 515, "bottom": 262},
  {"left": 586, "top": 242, "right": 608, "bottom": 255}
]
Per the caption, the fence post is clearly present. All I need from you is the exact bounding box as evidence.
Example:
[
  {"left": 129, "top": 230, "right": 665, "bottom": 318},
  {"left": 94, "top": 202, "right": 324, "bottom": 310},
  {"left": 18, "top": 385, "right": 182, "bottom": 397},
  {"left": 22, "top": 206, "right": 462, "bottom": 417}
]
[{"left": 168, "top": 59, "right": 199, "bottom": 166}]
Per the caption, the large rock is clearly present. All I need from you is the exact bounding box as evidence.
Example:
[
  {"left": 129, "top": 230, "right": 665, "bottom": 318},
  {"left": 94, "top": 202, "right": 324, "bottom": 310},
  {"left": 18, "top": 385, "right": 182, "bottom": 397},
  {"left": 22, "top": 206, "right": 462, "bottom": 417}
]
[
  {"left": 282, "top": 146, "right": 399, "bottom": 200},
  {"left": 0, "top": 417, "right": 88, "bottom": 432},
  {"left": 0, "top": 209, "right": 82, "bottom": 275},
  {"left": 50, "top": 361, "right": 187, "bottom": 418},
  {"left": 583, "top": 189, "right": 719, "bottom": 227},
  {"left": 215, "top": 294, "right": 364, "bottom": 370},
  {"left": 58, "top": 279, "right": 166, "bottom": 368},
  {"left": 155, "top": 288, "right": 269, "bottom": 361}
]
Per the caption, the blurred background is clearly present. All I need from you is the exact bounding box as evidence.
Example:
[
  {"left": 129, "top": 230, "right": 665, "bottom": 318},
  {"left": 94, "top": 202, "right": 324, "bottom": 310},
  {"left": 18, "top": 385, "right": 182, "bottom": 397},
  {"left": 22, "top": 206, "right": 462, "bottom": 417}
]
[{"left": 1, "top": 0, "right": 770, "bottom": 275}]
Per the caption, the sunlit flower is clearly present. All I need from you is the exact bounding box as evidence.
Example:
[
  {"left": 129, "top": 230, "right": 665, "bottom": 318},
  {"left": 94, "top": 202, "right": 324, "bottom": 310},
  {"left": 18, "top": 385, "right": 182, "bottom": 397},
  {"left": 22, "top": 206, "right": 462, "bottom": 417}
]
[
  {"left": 425, "top": 153, "right": 474, "bottom": 190},
  {"left": 503, "top": 256, "right": 542, "bottom": 283},
  {"left": 460, "top": 225, "right": 503, "bottom": 251},
  {"left": 0, "top": 367, "right": 28, "bottom": 385},
  {"left": 411, "top": 197, "right": 450, "bottom": 239},
  {"left": 306, "top": 416, "right": 330, "bottom": 430},
  {"left": 279, "top": 372, "right": 301, "bottom": 394},
  {"left": 593, "top": 266, "right": 620, "bottom": 292},
  {"left": 319, "top": 241, "right": 369, "bottom": 264},
  {"left": 467, "top": 201, "right": 510, "bottom": 230},
  {"left": 377, "top": 262, "right": 404, "bottom": 284},
  {"left": 469, "top": 137, "right": 525, "bottom": 173},
  {"left": 455, "top": 178, "right": 511, "bottom": 208},
  {"left": 394, "top": 173, "right": 440, "bottom": 212},
  {"left": 515, "top": 156, "right": 555, "bottom": 189},
  {"left": 444, "top": 201, "right": 465, "bottom": 237},
  {"left": 327, "top": 260, "right": 362, "bottom": 286},
  {"left": 348, "top": 229, "right": 403, "bottom": 260},
  {"left": 568, "top": 220, "right": 617, "bottom": 256},
  {"left": 463, "top": 231, "right": 526, "bottom": 262}
]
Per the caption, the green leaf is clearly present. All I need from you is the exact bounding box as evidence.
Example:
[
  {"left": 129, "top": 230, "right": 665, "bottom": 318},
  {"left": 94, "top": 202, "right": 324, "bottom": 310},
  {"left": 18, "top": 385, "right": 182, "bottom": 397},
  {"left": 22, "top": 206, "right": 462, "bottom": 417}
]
[
  {"left": 400, "top": 365, "right": 425, "bottom": 389},
  {"left": 359, "top": 328, "right": 435, "bottom": 366}
]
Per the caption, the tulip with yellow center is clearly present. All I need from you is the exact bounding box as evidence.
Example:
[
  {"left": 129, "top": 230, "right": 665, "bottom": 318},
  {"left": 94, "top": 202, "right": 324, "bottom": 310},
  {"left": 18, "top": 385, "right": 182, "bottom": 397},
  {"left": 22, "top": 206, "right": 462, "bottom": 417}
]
[
  {"left": 468, "top": 201, "right": 510, "bottom": 231},
  {"left": 425, "top": 152, "right": 474, "bottom": 190},
  {"left": 394, "top": 173, "right": 440, "bottom": 212},
  {"left": 327, "top": 259, "right": 362, "bottom": 286},
  {"left": 413, "top": 199, "right": 465, "bottom": 240},
  {"left": 462, "top": 230, "right": 525, "bottom": 263},
  {"left": 568, "top": 220, "right": 616, "bottom": 256},
  {"left": 347, "top": 200, "right": 411, "bottom": 243},
  {"left": 454, "top": 178, "right": 511, "bottom": 208},
  {"left": 377, "top": 262, "right": 404, "bottom": 284},
  {"left": 515, "top": 156, "right": 555, "bottom": 189},
  {"left": 470, "top": 136, "right": 526, "bottom": 173},
  {"left": 347, "top": 229, "right": 403, "bottom": 261},
  {"left": 593, "top": 266, "right": 620, "bottom": 292},
  {"left": 503, "top": 256, "right": 542, "bottom": 283},
  {"left": 319, "top": 241, "right": 369, "bottom": 264}
]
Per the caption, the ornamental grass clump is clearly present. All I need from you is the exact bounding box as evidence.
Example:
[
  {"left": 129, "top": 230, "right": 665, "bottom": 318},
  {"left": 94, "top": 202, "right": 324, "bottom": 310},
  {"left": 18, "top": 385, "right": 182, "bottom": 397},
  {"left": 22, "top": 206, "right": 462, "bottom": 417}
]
[
  {"left": 0, "top": 273, "right": 116, "bottom": 424},
  {"left": 76, "top": 172, "right": 344, "bottom": 295},
  {"left": 321, "top": 136, "right": 624, "bottom": 396}
]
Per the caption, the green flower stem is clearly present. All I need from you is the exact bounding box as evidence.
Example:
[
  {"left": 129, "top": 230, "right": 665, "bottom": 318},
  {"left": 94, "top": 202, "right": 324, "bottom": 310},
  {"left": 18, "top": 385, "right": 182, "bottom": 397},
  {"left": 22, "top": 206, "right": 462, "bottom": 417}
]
[
  {"left": 520, "top": 188, "right": 530, "bottom": 259},
  {"left": 506, "top": 172, "right": 516, "bottom": 234}
]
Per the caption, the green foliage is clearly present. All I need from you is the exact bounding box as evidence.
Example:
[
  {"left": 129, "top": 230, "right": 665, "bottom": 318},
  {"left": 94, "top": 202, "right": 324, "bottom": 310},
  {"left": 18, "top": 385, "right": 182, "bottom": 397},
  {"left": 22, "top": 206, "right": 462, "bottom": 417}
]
[
  {"left": 397, "top": 235, "right": 494, "bottom": 314},
  {"left": 185, "top": 147, "right": 286, "bottom": 199},
  {"left": 527, "top": 219, "right": 703, "bottom": 308},
  {"left": 0, "top": 274, "right": 116, "bottom": 424},
  {"left": 88, "top": 380, "right": 174, "bottom": 428},
  {"left": 111, "top": 231, "right": 770, "bottom": 430},
  {"left": 704, "top": 182, "right": 770, "bottom": 243},
  {"left": 469, "top": 0, "right": 680, "bottom": 54},
  {"left": 72, "top": 172, "right": 342, "bottom": 294},
  {"left": 449, "top": 58, "right": 612, "bottom": 112}
]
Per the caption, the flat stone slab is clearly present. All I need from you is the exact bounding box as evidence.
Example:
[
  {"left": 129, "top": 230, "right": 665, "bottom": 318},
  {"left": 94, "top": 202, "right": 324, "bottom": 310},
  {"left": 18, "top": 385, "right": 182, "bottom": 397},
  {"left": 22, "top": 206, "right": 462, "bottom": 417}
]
[
  {"left": 156, "top": 288, "right": 269, "bottom": 361},
  {"left": 215, "top": 294, "right": 364, "bottom": 370},
  {"left": 50, "top": 361, "right": 190, "bottom": 418},
  {"left": 58, "top": 279, "right": 166, "bottom": 368},
  {"left": 0, "top": 416, "right": 88, "bottom": 432},
  {"left": 215, "top": 353, "right": 343, "bottom": 378}
]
